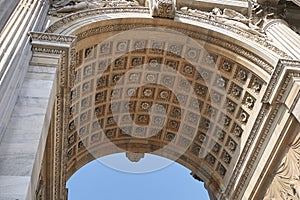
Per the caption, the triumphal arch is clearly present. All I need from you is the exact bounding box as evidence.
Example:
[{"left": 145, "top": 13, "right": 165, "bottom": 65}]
[{"left": 0, "top": 0, "right": 300, "bottom": 199}]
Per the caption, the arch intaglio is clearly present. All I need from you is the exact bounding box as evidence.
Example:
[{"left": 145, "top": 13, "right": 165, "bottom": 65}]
[{"left": 0, "top": 0, "right": 300, "bottom": 200}]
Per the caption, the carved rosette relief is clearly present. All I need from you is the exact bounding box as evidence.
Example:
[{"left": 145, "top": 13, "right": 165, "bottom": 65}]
[{"left": 264, "top": 133, "right": 300, "bottom": 199}]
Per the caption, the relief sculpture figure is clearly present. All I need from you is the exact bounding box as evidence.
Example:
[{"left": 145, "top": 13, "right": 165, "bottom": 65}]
[
  {"left": 147, "top": 0, "right": 176, "bottom": 19},
  {"left": 211, "top": 7, "right": 266, "bottom": 37},
  {"left": 49, "top": 0, "right": 140, "bottom": 16}
]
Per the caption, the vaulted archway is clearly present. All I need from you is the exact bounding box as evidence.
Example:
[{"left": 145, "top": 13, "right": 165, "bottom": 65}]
[{"left": 28, "top": 3, "right": 300, "bottom": 200}]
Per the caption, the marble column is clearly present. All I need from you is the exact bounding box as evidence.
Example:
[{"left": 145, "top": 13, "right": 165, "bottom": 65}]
[
  {"left": 263, "top": 19, "right": 300, "bottom": 60},
  {"left": 0, "top": 0, "right": 20, "bottom": 32},
  {"left": 0, "top": 0, "right": 49, "bottom": 144},
  {"left": 0, "top": 31, "right": 76, "bottom": 200}
]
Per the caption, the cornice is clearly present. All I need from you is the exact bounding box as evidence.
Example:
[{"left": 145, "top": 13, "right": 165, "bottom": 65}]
[
  {"left": 30, "top": 32, "right": 77, "bottom": 48},
  {"left": 46, "top": 7, "right": 150, "bottom": 33},
  {"left": 29, "top": 32, "right": 77, "bottom": 59},
  {"left": 263, "top": 60, "right": 300, "bottom": 103}
]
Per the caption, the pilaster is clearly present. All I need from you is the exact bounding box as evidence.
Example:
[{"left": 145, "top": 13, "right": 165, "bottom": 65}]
[
  {"left": 0, "top": 31, "right": 76, "bottom": 200},
  {"left": 28, "top": 32, "right": 76, "bottom": 200},
  {"left": 232, "top": 60, "right": 300, "bottom": 199},
  {"left": 29, "top": 32, "right": 76, "bottom": 200}
]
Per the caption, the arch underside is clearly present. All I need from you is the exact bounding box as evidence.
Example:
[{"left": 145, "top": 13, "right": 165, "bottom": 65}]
[
  {"left": 38, "top": 11, "right": 287, "bottom": 200},
  {"left": 54, "top": 17, "right": 274, "bottom": 198}
]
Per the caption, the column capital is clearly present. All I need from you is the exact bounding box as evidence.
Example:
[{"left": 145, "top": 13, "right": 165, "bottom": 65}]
[{"left": 250, "top": 0, "right": 286, "bottom": 29}]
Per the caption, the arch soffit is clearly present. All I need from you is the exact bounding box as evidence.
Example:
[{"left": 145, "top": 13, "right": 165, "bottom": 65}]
[{"left": 41, "top": 8, "right": 291, "bottom": 199}]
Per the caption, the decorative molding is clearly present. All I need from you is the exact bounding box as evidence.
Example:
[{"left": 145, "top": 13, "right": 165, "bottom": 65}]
[
  {"left": 29, "top": 32, "right": 77, "bottom": 56},
  {"left": 54, "top": 77, "right": 63, "bottom": 199},
  {"left": 53, "top": 47, "right": 77, "bottom": 199},
  {"left": 277, "top": 73, "right": 300, "bottom": 104},
  {"left": 30, "top": 32, "right": 76, "bottom": 44},
  {"left": 230, "top": 103, "right": 281, "bottom": 199},
  {"left": 222, "top": 104, "right": 270, "bottom": 199},
  {"left": 73, "top": 23, "right": 274, "bottom": 74},
  {"left": 46, "top": 7, "right": 149, "bottom": 33},
  {"left": 229, "top": 61, "right": 300, "bottom": 199},
  {"left": 262, "top": 60, "right": 285, "bottom": 103},
  {"left": 263, "top": 60, "right": 300, "bottom": 103},
  {"left": 31, "top": 47, "right": 64, "bottom": 55},
  {"left": 206, "top": 36, "right": 273, "bottom": 74},
  {"left": 279, "top": 60, "right": 300, "bottom": 67},
  {"left": 53, "top": 47, "right": 71, "bottom": 199},
  {"left": 61, "top": 47, "right": 75, "bottom": 199},
  {"left": 276, "top": 63, "right": 300, "bottom": 104},
  {"left": 30, "top": 31, "right": 77, "bottom": 199},
  {"left": 45, "top": 7, "right": 291, "bottom": 60}
]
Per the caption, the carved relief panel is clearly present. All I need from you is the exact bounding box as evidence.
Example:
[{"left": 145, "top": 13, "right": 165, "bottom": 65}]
[{"left": 263, "top": 121, "right": 300, "bottom": 199}]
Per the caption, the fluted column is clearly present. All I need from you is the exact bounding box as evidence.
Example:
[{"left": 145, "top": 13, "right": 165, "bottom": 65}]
[
  {"left": 263, "top": 19, "right": 300, "bottom": 60},
  {"left": 0, "top": 0, "right": 20, "bottom": 32},
  {"left": 0, "top": 0, "right": 50, "bottom": 142},
  {"left": 0, "top": 0, "right": 51, "bottom": 200}
]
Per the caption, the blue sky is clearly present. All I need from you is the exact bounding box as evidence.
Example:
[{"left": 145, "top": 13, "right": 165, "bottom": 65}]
[{"left": 67, "top": 153, "right": 210, "bottom": 200}]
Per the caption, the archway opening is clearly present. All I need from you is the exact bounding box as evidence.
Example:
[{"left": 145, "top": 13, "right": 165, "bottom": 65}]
[
  {"left": 39, "top": 16, "right": 273, "bottom": 199},
  {"left": 67, "top": 153, "right": 210, "bottom": 200}
]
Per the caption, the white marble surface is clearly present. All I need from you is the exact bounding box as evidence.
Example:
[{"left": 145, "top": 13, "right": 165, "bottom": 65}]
[
  {"left": 0, "top": 0, "right": 49, "bottom": 144},
  {"left": 0, "top": 63, "right": 57, "bottom": 200},
  {"left": 0, "top": 0, "right": 20, "bottom": 31},
  {"left": 0, "top": 175, "right": 30, "bottom": 200}
]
